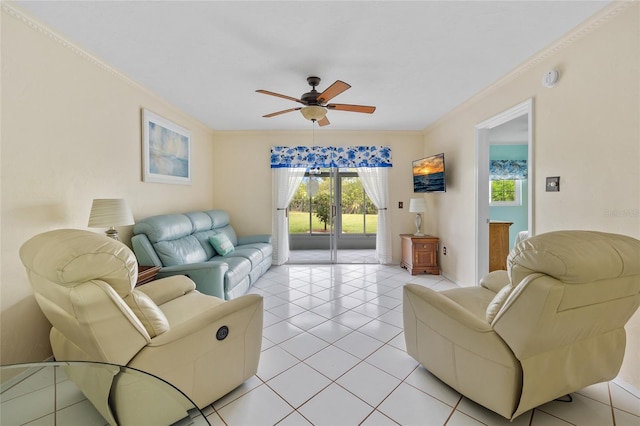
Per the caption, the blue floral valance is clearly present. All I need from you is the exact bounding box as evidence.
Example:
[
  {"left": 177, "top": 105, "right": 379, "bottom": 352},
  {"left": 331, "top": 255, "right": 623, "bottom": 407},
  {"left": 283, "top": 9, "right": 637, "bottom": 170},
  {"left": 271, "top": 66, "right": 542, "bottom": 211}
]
[
  {"left": 271, "top": 146, "right": 392, "bottom": 168},
  {"left": 490, "top": 160, "right": 528, "bottom": 180}
]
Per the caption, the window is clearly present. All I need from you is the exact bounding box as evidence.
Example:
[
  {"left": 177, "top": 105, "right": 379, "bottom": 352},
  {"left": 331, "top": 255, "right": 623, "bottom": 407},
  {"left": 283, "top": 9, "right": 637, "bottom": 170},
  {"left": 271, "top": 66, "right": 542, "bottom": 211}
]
[{"left": 490, "top": 180, "right": 522, "bottom": 206}]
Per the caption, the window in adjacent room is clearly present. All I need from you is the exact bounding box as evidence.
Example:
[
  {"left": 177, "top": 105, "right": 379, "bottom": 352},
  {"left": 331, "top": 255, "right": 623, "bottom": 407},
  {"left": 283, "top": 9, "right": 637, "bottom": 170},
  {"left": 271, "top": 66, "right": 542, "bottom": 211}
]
[{"left": 490, "top": 180, "right": 522, "bottom": 206}]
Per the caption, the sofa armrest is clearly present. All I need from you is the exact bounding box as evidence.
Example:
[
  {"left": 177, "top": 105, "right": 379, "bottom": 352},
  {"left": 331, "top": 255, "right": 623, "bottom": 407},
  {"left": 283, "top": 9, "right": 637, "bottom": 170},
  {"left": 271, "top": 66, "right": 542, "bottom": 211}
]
[
  {"left": 131, "top": 234, "right": 163, "bottom": 267},
  {"left": 136, "top": 275, "right": 196, "bottom": 306},
  {"left": 237, "top": 234, "right": 272, "bottom": 245},
  {"left": 156, "top": 262, "right": 229, "bottom": 299}
]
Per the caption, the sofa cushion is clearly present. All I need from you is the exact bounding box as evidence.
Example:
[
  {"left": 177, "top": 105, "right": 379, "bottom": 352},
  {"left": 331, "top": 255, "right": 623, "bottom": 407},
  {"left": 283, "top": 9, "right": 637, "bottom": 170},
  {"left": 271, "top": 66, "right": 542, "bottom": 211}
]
[
  {"left": 205, "top": 210, "right": 231, "bottom": 228},
  {"left": 239, "top": 242, "right": 273, "bottom": 259},
  {"left": 155, "top": 236, "right": 208, "bottom": 266},
  {"left": 184, "top": 211, "right": 213, "bottom": 232},
  {"left": 231, "top": 247, "right": 263, "bottom": 268},
  {"left": 133, "top": 214, "right": 193, "bottom": 243},
  {"left": 220, "top": 257, "right": 252, "bottom": 291},
  {"left": 209, "top": 234, "right": 235, "bottom": 256}
]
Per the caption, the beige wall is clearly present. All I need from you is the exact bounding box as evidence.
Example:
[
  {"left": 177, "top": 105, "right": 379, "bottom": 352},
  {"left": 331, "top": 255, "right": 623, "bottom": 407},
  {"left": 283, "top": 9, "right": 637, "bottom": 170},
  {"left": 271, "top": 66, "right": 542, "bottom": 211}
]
[
  {"left": 211, "top": 130, "right": 424, "bottom": 258},
  {"left": 1, "top": 6, "right": 216, "bottom": 364},
  {"left": 424, "top": 2, "right": 640, "bottom": 387}
]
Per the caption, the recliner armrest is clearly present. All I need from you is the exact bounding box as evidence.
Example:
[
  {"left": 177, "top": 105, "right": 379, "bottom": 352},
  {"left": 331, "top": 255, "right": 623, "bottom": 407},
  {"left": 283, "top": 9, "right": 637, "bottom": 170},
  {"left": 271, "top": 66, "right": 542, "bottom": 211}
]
[
  {"left": 479, "top": 270, "right": 510, "bottom": 293},
  {"left": 237, "top": 234, "right": 272, "bottom": 245},
  {"left": 404, "top": 284, "right": 492, "bottom": 332},
  {"left": 145, "top": 294, "right": 263, "bottom": 346},
  {"left": 136, "top": 275, "right": 196, "bottom": 306}
]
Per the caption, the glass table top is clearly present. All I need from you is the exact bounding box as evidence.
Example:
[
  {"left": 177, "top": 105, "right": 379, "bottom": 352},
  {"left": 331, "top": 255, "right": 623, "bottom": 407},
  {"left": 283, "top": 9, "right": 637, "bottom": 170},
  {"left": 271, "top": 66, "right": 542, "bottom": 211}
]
[{"left": 1, "top": 361, "right": 210, "bottom": 425}]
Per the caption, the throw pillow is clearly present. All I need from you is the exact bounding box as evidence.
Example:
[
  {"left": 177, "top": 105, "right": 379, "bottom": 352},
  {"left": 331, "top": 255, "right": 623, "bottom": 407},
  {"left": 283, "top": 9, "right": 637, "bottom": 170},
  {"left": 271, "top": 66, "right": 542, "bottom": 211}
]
[{"left": 209, "top": 233, "right": 235, "bottom": 256}]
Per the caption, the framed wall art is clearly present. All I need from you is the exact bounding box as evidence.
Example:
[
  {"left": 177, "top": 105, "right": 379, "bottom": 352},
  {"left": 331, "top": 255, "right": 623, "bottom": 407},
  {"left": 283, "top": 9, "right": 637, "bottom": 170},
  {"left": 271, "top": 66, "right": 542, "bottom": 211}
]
[{"left": 142, "top": 109, "right": 191, "bottom": 184}]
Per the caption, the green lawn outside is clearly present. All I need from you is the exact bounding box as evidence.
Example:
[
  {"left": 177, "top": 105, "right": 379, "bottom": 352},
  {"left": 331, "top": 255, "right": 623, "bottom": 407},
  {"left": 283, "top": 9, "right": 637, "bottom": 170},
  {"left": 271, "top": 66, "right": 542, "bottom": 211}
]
[{"left": 289, "top": 210, "right": 377, "bottom": 234}]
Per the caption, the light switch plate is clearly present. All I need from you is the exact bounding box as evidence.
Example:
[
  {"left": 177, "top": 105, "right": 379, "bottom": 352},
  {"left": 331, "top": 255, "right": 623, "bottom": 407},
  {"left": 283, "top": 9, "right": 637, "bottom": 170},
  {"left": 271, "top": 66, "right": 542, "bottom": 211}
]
[{"left": 546, "top": 176, "right": 560, "bottom": 192}]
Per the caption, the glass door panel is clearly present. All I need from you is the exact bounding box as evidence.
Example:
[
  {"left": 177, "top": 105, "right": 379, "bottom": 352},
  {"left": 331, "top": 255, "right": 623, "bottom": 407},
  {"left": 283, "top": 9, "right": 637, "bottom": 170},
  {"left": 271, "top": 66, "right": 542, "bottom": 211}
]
[{"left": 288, "top": 168, "right": 336, "bottom": 263}]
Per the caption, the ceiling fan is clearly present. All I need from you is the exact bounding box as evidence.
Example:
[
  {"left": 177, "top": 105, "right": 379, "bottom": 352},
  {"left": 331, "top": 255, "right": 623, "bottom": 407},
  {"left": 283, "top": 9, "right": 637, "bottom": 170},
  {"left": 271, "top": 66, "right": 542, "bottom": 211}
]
[{"left": 256, "top": 76, "right": 376, "bottom": 126}]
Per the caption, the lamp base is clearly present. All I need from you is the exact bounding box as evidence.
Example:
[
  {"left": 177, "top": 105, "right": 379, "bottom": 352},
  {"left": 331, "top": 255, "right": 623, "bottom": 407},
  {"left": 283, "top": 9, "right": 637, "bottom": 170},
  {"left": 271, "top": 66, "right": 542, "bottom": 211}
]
[
  {"left": 105, "top": 227, "right": 121, "bottom": 241},
  {"left": 413, "top": 213, "right": 424, "bottom": 236}
]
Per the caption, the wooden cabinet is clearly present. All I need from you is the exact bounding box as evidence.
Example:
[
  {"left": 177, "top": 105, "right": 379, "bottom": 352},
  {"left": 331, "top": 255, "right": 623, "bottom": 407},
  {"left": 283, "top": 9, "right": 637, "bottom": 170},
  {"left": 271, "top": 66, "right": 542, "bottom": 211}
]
[
  {"left": 400, "top": 234, "right": 440, "bottom": 275},
  {"left": 489, "top": 222, "right": 512, "bottom": 272}
]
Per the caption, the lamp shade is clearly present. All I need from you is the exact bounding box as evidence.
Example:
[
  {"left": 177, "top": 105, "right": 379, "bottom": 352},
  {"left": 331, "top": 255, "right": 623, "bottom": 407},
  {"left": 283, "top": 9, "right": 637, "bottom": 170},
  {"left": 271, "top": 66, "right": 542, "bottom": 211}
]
[
  {"left": 300, "top": 105, "right": 327, "bottom": 121},
  {"left": 409, "top": 198, "right": 427, "bottom": 213},
  {"left": 88, "top": 199, "right": 134, "bottom": 228}
]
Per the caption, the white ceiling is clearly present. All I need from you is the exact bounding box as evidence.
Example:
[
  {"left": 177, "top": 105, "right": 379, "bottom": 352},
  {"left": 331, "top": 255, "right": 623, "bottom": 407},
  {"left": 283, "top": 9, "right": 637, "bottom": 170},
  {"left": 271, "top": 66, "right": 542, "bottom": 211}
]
[{"left": 14, "top": 1, "right": 609, "bottom": 131}]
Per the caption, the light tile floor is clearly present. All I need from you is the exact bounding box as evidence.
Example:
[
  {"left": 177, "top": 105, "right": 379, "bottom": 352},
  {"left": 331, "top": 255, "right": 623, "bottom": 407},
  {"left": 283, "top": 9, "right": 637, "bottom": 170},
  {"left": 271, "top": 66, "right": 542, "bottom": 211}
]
[
  {"left": 204, "top": 263, "right": 640, "bottom": 426},
  {"left": 2, "top": 263, "right": 639, "bottom": 425}
]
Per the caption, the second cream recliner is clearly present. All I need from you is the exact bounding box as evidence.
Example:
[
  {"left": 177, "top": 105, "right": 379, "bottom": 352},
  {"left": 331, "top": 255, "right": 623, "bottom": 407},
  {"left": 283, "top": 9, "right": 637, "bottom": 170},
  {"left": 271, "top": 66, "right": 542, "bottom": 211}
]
[
  {"left": 403, "top": 230, "right": 640, "bottom": 419},
  {"left": 19, "top": 229, "right": 263, "bottom": 421}
]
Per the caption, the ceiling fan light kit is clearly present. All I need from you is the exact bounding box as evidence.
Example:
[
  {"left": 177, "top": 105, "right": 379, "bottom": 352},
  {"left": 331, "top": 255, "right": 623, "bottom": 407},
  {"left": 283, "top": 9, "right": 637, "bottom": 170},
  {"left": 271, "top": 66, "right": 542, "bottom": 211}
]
[
  {"left": 257, "top": 76, "right": 376, "bottom": 127},
  {"left": 300, "top": 105, "right": 327, "bottom": 121}
]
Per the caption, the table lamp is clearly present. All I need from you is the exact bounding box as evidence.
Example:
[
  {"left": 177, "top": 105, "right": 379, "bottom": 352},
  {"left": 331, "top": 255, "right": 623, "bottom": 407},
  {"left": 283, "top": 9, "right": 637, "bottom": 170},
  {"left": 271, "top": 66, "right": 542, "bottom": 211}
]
[
  {"left": 88, "top": 198, "right": 134, "bottom": 241},
  {"left": 409, "top": 198, "right": 427, "bottom": 236}
]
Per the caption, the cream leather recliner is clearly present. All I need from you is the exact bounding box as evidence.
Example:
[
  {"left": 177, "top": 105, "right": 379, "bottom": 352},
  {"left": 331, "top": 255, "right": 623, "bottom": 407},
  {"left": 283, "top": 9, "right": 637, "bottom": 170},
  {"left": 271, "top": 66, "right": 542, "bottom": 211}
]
[
  {"left": 19, "top": 229, "right": 263, "bottom": 422},
  {"left": 403, "top": 230, "right": 640, "bottom": 420}
]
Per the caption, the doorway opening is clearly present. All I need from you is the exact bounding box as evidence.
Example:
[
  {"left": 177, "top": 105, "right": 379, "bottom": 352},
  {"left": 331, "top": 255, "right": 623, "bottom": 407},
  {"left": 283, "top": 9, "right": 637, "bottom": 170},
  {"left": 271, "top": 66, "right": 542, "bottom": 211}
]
[
  {"left": 475, "top": 99, "right": 534, "bottom": 282},
  {"left": 288, "top": 167, "right": 377, "bottom": 264}
]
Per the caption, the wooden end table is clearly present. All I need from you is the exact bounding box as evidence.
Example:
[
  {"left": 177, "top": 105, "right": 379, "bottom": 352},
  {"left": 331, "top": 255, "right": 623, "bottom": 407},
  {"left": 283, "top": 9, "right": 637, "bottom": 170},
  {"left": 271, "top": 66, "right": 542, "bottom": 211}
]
[
  {"left": 400, "top": 234, "right": 440, "bottom": 275},
  {"left": 136, "top": 265, "right": 161, "bottom": 286}
]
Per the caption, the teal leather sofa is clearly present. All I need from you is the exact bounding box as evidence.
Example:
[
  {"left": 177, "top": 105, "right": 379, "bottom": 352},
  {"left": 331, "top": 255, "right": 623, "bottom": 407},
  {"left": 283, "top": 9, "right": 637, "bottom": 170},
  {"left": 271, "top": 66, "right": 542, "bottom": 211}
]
[{"left": 131, "top": 210, "right": 272, "bottom": 300}]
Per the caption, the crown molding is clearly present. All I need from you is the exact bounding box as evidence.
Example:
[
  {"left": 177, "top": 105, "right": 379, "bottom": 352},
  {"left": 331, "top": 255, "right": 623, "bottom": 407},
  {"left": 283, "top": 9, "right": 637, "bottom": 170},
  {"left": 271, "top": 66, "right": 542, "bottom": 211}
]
[
  {"left": 2, "top": 2, "right": 139, "bottom": 89},
  {"left": 424, "top": 1, "right": 636, "bottom": 133},
  {"left": 2, "top": 1, "right": 212, "bottom": 131}
]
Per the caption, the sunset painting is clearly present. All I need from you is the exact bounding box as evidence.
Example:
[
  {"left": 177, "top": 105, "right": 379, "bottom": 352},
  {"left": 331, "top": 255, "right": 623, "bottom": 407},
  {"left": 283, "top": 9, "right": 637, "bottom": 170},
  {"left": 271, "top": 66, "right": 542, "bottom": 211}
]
[{"left": 413, "top": 153, "right": 446, "bottom": 192}]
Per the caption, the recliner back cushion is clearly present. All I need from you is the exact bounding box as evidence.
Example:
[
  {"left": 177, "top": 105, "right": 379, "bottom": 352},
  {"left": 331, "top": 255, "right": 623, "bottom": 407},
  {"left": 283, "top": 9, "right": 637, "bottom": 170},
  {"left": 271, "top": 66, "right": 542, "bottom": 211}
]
[
  {"left": 508, "top": 230, "right": 640, "bottom": 285},
  {"left": 19, "top": 229, "right": 137, "bottom": 298}
]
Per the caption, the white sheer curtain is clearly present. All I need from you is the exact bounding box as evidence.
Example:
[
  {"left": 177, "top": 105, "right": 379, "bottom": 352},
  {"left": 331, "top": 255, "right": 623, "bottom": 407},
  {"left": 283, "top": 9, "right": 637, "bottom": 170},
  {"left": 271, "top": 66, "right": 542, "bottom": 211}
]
[
  {"left": 272, "top": 167, "right": 306, "bottom": 265},
  {"left": 356, "top": 167, "right": 392, "bottom": 264}
]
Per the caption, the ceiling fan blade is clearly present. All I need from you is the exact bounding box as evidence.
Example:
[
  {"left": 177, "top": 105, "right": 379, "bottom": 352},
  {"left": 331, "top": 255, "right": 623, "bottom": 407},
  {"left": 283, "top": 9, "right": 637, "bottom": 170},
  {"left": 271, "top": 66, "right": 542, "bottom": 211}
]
[
  {"left": 317, "top": 80, "right": 351, "bottom": 103},
  {"left": 263, "top": 107, "right": 301, "bottom": 118},
  {"left": 256, "top": 90, "right": 304, "bottom": 104},
  {"left": 327, "top": 104, "right": 376, "bottom": 114},
  {"left": 317, "top": 116, "right": 330, "bottom": 127}
]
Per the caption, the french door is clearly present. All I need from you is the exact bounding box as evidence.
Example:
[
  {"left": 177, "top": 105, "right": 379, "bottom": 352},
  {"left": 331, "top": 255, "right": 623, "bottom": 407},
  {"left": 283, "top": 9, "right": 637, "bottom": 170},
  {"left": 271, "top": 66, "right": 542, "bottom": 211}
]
[{"left": 288, "top": 167, "right": 377, "bottom": 263}]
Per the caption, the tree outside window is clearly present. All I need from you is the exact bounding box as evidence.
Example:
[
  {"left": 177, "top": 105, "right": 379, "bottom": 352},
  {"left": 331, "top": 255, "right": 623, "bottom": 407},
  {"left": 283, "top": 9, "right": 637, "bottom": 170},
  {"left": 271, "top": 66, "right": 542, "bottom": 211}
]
[{"left": 490, "top": 180, "right": 522, "bottom": 206}]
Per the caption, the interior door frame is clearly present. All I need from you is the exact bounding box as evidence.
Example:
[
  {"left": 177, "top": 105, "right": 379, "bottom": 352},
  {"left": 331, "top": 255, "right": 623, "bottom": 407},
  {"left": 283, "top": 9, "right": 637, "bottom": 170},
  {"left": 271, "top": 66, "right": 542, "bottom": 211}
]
[{"left": 474, "top": 98, "right": 534, "bottom": 283}]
